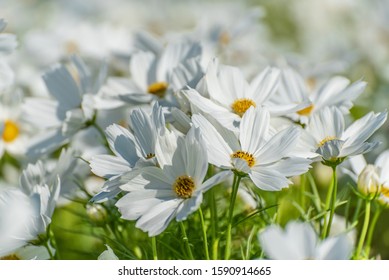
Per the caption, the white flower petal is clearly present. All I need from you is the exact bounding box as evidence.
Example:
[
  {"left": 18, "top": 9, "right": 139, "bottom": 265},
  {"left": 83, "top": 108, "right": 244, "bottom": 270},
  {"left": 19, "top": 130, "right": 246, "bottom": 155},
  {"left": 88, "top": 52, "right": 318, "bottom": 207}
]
[
  {"left": 105, "top": 124, "right": 139, "bottom": 166},
  {"left": 191, "top": 114, "right": 233, "bottom": 168},
  {"left": 42, "top": 64, "right": 82, "bottom": 111},
  {"left": 135, "top": 199, "right": 181, "bottom": 236},
  {"left": 90, "top": 154, "right": 132, "bottom": 179},
  {"left": 175, "top": 194, "right": 203, "bottom": 221},
  {"left": 249, "top": 167, "right": 291, "bottom": 191},
  {"left": 315, "top": 235, "right": 353, "bottom": 260},
  {"left": 255, "top": 126, "right": 300, "bottom": 164},
  {"left": 240, "top": 106, "right": 269, "bottom": 154},
  {"left": 130, "top": 51, "right": 156, "bottom": 91},
  {"left": 248, "top": 66, "right": 280, "bottom": 104}
]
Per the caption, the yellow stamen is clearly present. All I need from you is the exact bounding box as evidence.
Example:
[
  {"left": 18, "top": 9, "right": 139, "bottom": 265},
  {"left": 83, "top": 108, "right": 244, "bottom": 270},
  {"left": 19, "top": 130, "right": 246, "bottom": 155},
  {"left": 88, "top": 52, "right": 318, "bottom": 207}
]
[
  {"left": 64, "top": 41, "right": 79, "bottom": 54},
  {"left": 318, "top": 136, "right": 337, "bottom": 147},
  {"left": 297, "top": 104, "right": 314, "bottom": 116},
  {"left": 173, "top": 175, "right": 195, "bottom": 199},
  {"left": 306, "top": 77, "right": 317, "bottom": 91},
  {"left": 147, "top": 82, "right": 168, "bottom": 98},
  {"left": 145, "top": 153, "right": 155, "bottom": 159},
  {"left": 219, "top": 31, "right": 231, "bottom": 46},
  {"left": 231, "top": 98, "right": 256, "bottom": 117},
  {"left": 231, "top": 150, "right": 256, "bottom": 168},
  {"left": 0, "top": 254, "right": 19, "bottom": 260},
  {"left": 2, "top": 120, "right": 19, "bottom": 143}
]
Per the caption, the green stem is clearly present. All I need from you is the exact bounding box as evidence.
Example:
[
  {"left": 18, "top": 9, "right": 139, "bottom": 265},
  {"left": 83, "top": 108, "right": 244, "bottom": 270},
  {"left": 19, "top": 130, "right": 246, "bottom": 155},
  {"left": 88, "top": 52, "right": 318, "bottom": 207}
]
[
  {"left": 322, "top": 166, "right": 337, "bottom": 239},
  {"left": 355, "top": 199, "right": 371, "bottom": 259},
  {"left": 44, "top": 239, "right": 55, "bottom": 260},
  {"left": 198, "top": 207, "right": 210, "bottom": 260},
  {"left": 300, "top": 173, "right": 307, "bottom": 211},
  {"left": 209, "top": 188, "right": 218, "bottom": 259},
  {"left": 151, "top": 236, "right": 158, "bottom": 260},
  {"left": 224, "top": 173, "right": 241, "bottom": 260},
  {"left": 245, "top": 225, "right": 258, "bottom": 260},
  {"left": 364, "top": 205, "right": 381, "bottom": 258},
  {"left": 180, "top": 222, "right": 194, "bottom": 260}
]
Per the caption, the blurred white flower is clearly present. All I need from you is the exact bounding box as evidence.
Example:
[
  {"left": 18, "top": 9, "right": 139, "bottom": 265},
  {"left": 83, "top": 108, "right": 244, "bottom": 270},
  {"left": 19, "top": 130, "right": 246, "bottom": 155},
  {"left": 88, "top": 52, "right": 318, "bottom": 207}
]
[
  {"left": 258, "top": 221, "right": 353, "bottom": 260},
  {"left": 0, "top": 88, "right": 29, "bottom": 159},
  {"left": 192, "top": 107, "right": 311, "bottom": 191},
  {"left": 269, "top": 67, "right": 366, "bottom": 124},
  {"left": 95, "top": 41, "right": 203, "bottom": 110},
  {"left": 0, "top": 161, "right": 60, "bottom": 257},
  {"left": 23, "top": 55, "right": 109, "bottom": 159},
  {"left": 115, "top": 127, "right": 231, "bottom": 236}
]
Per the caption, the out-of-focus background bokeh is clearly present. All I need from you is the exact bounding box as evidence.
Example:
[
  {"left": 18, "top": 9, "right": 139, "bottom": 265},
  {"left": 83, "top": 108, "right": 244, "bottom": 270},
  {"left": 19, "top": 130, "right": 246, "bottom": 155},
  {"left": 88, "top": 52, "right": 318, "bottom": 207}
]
[{"left": 1, "top": 0, "right": 389, "bottom": 259}]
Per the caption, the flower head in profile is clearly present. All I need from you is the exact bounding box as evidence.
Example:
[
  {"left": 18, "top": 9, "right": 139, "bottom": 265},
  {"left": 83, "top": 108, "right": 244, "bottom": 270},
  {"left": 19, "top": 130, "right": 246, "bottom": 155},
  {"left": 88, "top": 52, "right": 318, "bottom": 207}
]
[
  {"left": 192, "top": 107, "right": 311, "bottom": 191},
  {"left": 258, "top": 221, "right": 353, "bottom": 260},
  {"left": 302, "top": 106, "right": 387, "bottom": 166},
  {"left": 115, "top": 127, "right": 231, "bottom": 236},
  {"left": 270, "top": 67, "right": 366, "bottom": 124},
  {"left": 89, "top": 102, "right": 166, "bottom": 202}
]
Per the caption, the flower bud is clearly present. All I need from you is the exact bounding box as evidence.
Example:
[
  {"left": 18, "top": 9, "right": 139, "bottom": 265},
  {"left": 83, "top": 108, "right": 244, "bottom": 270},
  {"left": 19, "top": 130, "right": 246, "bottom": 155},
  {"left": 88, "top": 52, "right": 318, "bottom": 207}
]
[
  {"left": 357, "top": 164, "right": 381, "bottom": 195},
  {"left": 86, "top": 204, "right": 108, "bottom": 226}
]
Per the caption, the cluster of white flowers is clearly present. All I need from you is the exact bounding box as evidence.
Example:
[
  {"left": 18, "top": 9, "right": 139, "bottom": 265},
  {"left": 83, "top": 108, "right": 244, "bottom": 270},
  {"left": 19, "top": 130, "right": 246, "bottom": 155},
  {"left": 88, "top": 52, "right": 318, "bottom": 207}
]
[{"left": 1, "top": 0, "right": 389, "bottom": 260}]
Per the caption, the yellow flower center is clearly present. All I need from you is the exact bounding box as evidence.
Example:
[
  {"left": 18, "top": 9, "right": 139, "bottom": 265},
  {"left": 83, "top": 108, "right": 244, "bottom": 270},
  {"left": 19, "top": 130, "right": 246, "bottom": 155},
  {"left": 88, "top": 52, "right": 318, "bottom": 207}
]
[
  {"left": 173, "top": 175, "right": 195, "bottom": 199},
  {"left": 231, "top": 98, "right": 256, "bottom": 117},
  {"left": 231, "top": 150, "right": 256, "bottom": 168},
  {"left": 2, "top": 120, "right": 19, "bottom": 143},
  {"left": 147, "top": 82, "right": 168, "bottom": 98},
  {"left": 381, "top": 187, "right": 389, "bottom": 198},
  {"left": 219, "top": 31, "right": 231, "bottom": 46},
  {"left": 0, "top": 254, "right": 20, "bottom": 260},
  {"left": 145, "top": 153, "right": 155, "bottom": 159},
  {"left": 65, "top": 40, "right": 79, "bottom": 54},
  {"left": 318, "top": 136, "right": 337, "bottom": 147},
  {"left": 297, "top": 104, "right": 314, "bottom": 116}
]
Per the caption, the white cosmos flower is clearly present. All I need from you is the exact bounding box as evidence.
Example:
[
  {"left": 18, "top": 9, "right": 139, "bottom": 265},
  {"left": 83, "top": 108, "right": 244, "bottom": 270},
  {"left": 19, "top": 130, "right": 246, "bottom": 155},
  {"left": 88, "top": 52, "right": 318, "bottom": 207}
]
[
  {"left": 269, "top": 67, "right": 366, "bottom": 124},
  {"left": 95, "top": 41, "right": 203, "bottom": 110},
  {"left": 192, "top": 107, "right": 311, "bottom": 191},
  {"left": 0, "top": 162, "right": 60, "bottom": 257},
  {"left": 184, "top": 58, "right": 306, "bottom": 132},
  {"left": 115, "top": 127, "right": 232, "bottom": 236},
  {"left": 23, "top": 55, "right": 108, "bottom": 159},
  {"left": 302, "top": 106, "right": 387, "bottom": 165},
  {"left": 90, "top": 103, "right": 165, "bottom": 202},
  {"left": 0, "top": 87, "right": 29, "bottom": 158},
  {"left": 258, "top": 221, "right": 353, "bottom": 260}
]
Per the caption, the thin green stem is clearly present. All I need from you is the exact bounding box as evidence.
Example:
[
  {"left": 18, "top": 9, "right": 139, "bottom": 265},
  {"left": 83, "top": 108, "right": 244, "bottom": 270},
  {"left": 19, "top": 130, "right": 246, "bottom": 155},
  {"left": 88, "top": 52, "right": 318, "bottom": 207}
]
[
  {"left": 44, "top": 239, "right": 54, "bottom": 260},
  {"left": 300, "top": 173, "right": 307, "bottom": 211},
  {"left": 364, "top": 205, "right": 381, "bottom": 258},
  {"left": 209, "top": 188, "right": 218, "bottom": 259},
  {"left": 224, "top": 173, "right": 241, "bottom": 260},
  {"left": 198, "top": 207, "right": 210, "bottom": 260},
  {"left": 322, "top": 166, "right": 337, "bottom": 239},
  {"left": 151, "top": 236, "right": 158, "bottom": 260},
  {"left": 180, "top": 222, "right": 194, "bottom": 260},
  {"left": 245, "top": 225, "right": 258, "bottom": 260},
  {"left": 355, "top": 199, "right": 371, "bottom": 259}
]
